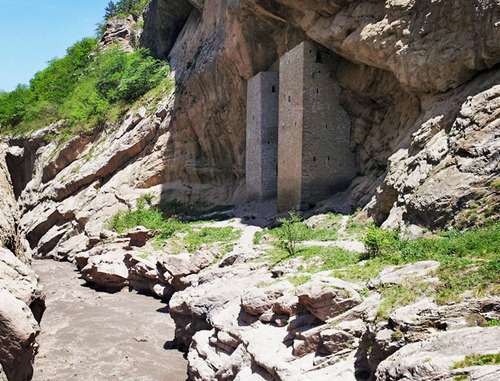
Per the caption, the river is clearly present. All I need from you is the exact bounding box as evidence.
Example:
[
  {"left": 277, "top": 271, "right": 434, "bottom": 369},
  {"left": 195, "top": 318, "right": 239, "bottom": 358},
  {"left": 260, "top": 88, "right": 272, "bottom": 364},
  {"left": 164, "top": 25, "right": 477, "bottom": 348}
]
[{"left": 32, "top": 260, "right": 187, "bottom": 381}]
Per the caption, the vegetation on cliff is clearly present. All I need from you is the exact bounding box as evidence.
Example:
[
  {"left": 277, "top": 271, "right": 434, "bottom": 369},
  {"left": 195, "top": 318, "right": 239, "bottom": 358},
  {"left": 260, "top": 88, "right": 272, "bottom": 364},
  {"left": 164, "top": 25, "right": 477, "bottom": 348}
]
[
  {"left": 104, "top": 0, "right": 149, "bottom": 20},
  {"left": 0, "top": 41, "right": 169, "bottom": 137},
  {"left": 0, "top": 0, "right": 168, "bottom": 139}
]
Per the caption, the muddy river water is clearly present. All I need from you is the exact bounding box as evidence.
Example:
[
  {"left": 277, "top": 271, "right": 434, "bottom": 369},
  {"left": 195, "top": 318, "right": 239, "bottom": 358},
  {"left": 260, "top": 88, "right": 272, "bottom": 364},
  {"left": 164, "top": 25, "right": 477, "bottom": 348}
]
[{"left": 32, "top": 260, "right": 187, "bottom": 381}]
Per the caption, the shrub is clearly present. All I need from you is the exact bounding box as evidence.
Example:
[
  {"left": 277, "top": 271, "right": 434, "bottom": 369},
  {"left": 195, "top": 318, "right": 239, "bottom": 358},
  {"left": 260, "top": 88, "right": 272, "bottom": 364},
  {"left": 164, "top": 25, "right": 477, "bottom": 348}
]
[
  {"left": 275, "top": 212, "right": 309, "bottom": 256},
  {"left": 95, "top": 48, "right": 168, "bottom": 102},
  {"left": 1, "top": 40, "right": 170, "bottom": 137},
  {"left": 363, "top": 227, "right": 399, "bottom": 258}
]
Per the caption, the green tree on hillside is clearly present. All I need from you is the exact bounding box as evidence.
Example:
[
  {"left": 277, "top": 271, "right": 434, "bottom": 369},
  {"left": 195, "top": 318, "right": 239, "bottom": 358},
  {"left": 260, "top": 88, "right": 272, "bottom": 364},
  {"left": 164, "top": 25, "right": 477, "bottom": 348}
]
[{"left": 105, "top": 2, "right": 118, "bottom": 18}]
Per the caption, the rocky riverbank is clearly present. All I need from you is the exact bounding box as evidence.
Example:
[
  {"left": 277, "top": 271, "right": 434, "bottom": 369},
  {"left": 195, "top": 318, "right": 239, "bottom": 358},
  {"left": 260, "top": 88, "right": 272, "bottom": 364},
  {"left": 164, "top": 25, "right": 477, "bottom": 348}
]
[{"left": 32, "top": 259, "right": 187, "bottom": 381}]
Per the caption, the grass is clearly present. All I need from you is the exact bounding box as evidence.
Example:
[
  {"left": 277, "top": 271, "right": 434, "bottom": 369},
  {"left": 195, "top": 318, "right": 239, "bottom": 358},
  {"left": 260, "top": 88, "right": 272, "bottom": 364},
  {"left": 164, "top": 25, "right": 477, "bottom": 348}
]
[
  {"left": 288, "top": 274, "right": 312, "bottom": 286},
  {"left": 331, "top": 259, "right": 387, "bottom": 284},
  {"left": 375, "top": 284, "right": 430, "bottom": 321},
  {"left": 253, "top": 230, "right": 265, "bottom": 245},
  {"left": 261, "top": 221, "right": 499, "bottom": 319},
  {"left": 486, "top": 319, "right": 500, "bottom": 327},
  {"left": 183, "top": 227, "right": 241, "bottom": 253},
  {"left": 452, "top": 353, "right": 500, "bottom": 369},
  {"left": 262, "top": 213, "right": 340, "bottom": 254},
  {"left": 107, "top": 195, "right": 241, "bottom": 253},
  {"left": 264, "top": 245, "right": 362, "bottom": 274},
  {"left": 360, "top": 223, "right": 500, "bottom": 304}
]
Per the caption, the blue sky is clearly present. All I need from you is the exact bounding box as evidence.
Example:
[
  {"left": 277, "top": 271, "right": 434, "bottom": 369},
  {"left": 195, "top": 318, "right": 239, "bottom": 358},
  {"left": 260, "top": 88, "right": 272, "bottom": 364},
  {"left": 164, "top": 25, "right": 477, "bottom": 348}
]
[{"left": 0, "top": 0, "right": 111, "bottom": 92}]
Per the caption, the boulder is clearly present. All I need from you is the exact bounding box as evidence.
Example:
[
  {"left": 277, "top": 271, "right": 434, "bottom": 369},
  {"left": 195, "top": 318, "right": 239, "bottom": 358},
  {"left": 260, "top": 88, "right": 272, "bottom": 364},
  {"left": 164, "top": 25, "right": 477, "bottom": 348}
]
[
  {"left": 389, "top": 297, "right": 500, "bottom": 341},
  {"left": 320, "top": 329, "right": 357, "bottom": 355},
  {"left": 241, "top": 281, "right": 298, "bottom": 317},
  {"left": 0, "top": 291, "right": 40, "bottom": 381},
  {"left": 126, "top": 226, "right": 156, "bottom": 247},
  {"left": 296, "top": 277, "right": 361, "bottom": 321},
  {"left": 368, "top": 261, "right": 440, "bottom": 289},
  {"left": 375, "top": 326, "right": 500, "bottom": 381},
  {"left": 81, "top": 250, "right": 129, "bottom": 291},
  {"left": 0, "top": 247, "right": 45, "bottom": 322}
]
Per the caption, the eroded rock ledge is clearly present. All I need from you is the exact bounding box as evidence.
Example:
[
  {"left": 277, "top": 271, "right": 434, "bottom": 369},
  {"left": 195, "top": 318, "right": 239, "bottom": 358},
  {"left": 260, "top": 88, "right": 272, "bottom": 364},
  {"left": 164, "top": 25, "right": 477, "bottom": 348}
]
[
  {"left": 0, "top": 0, "right": 499, "bottom": 380},
  {"left": 32, "top": 221, "right": 500, "bottom": 380}
]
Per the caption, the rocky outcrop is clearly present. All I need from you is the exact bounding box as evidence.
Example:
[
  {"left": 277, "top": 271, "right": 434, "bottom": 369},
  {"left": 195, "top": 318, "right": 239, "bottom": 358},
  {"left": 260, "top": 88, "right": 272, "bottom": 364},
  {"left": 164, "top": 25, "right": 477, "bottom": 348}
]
[
  {"left": 2, "top": 0, "right": 498, "bottom": 268},
  {"left": 375, "top": 327, "right": 500, "bottom": 381},
  {"left": 99, "top": 14, "right": 143, "bottom": 52},
  {"left": 135, "top": 0, "right": 500, "bottom": 229},
  {"left": 3, "top": 102, "right": 172, "bottom": 260},
  {"left": 0, "top": 1, "right": 499, "bottom": 379},
  {"left": 0, "top": 141, "right": 27, "bottom": 260},
  {"left": 169, "top": 258, "right": 500, "bottom": 380},
  {"left": 0, "top": 248, "right": 45, "bottom": 381}
]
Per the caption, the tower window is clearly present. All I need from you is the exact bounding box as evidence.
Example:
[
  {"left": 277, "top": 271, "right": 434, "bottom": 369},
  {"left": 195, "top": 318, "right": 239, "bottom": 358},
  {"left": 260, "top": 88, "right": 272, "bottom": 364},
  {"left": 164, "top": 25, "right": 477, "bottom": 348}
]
[
  {"left": 316, "top": 51, "right": 322, "bottom": 63},
  {"left": 288, "top": 96, "right": 291, "bottom": 102},
  {"left": 313, "top": 157, "right": 316, "bottom": 162},
  {"left": 317, "top": 89, "right": 319, "bottom": 93},
  {"left": 271, "top": 85, "right": 276, "bottom": 93}
]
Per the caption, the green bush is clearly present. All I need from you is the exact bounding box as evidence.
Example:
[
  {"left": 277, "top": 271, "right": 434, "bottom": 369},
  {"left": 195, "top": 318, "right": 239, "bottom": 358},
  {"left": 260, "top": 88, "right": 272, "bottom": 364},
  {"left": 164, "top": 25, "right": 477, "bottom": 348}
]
[
  {"left": 363, "top": 227, "right": 399, "bottom": 259},
  {"left": 1, "top": 39, "right": 170, "bottom": 137},
  {"left": 0, "top": 84, "right": 32, "bottom": 126},
  {"left": 96, "top": 48, "right": 168, "bottom": 102},
  {"left": 275, "top": 213, "right": 309, "bottom": 256}
]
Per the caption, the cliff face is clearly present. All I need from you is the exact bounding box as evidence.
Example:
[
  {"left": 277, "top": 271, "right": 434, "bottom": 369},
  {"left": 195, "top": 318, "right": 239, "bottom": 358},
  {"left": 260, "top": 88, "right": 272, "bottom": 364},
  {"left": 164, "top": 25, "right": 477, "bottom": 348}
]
[
  {"left": 0, "top": 0, "right": 495, "bottom": 263},
  {"left": 0, "top": 142, "right": 45, "bottom": 381},
  {"left": 138, "top": 0, "right": 499, "bottom": 227},
  {"left": 0, "top": 2, "right": 498, "bottom": 379}
]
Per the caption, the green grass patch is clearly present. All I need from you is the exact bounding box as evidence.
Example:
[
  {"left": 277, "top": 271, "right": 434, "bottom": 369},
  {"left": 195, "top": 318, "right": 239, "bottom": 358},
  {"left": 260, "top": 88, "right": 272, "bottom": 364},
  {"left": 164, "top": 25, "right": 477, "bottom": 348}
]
[
  {"left": 361, "top": 223, "right": 500, "bottom": 304},
  {"left": 376, "top": 285, "right": 427, "bottom": 321},
  {"left": 253, "top": 230, "right": 265, "bottom": 245},
  {"left": 486, "top": 319, "right": 500, "bottom": 327},
  {"left": 183, "top": 227, "right": 241, "bottom": 253},
  {"left": 264, "top": 213, "right": 340, "bottom": 257},
  {"left": 288, "top": 274, "right": 311, "bottom": 287},
  {"left": 330, "top": 259, "right": 387, "bottom": 284},
  {"left": 453, "top": 353, "right": 500, "bottom": 369},
  {"left": 264, "top": 245, "right": 361, "bottom": 274}
]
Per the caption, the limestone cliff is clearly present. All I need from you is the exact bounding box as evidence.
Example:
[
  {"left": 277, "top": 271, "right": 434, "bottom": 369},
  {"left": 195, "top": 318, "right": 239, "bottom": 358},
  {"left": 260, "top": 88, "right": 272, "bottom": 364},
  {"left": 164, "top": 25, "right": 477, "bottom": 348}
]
[
  {"left": 139, "top": 0, "right": 499, "bottom": 228},
  {"left": 1, "top": 0, "right": 497, "bottom": 258},
  {"left": 0, "top": 1, "right": 499, "bottom": 378},
  {"left": 0, "top": 141, "right": 45, "bottom": 381}
]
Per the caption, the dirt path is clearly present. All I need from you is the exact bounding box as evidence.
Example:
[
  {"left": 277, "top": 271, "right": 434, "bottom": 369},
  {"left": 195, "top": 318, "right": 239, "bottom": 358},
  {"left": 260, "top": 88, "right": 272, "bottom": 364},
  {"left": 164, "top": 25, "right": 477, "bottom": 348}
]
[{"left": 32, "top": 260, "right": 187, "bottom": 381}]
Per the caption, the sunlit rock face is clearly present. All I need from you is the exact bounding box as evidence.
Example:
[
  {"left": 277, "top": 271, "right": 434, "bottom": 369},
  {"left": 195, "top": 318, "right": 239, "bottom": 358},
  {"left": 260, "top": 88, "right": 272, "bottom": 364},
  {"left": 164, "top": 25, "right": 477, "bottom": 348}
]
[
  {"left": 3, "top": 0, "right": 499, "bottom": 263},
  {"left": 139, "top": 0, "right": 499, "bottom": 226}
]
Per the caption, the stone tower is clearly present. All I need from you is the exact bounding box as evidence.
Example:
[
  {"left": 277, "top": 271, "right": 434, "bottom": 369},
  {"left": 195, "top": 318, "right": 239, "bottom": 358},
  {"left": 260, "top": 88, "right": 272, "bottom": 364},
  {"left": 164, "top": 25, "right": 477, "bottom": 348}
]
[
  {"left": 246, "top": 72, "right": 280, "bottom": 201},
  {"left": 277, "top": 41, "right": 358, "bottom": 212}
]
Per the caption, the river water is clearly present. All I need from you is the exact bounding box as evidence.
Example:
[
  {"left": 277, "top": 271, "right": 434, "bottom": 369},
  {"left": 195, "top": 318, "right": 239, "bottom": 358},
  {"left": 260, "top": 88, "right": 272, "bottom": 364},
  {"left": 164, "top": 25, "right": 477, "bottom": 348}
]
[{"left": 32, "top": 260, "right": 187, "bottom": 381}]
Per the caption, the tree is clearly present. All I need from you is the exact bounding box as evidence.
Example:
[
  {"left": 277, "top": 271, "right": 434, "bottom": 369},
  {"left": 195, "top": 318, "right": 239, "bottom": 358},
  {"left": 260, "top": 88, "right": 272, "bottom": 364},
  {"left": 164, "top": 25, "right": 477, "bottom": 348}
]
[
  {"left": 276, "top": 212, "right": 309, "bottom": 256},
  {"left": 104, "top": 1, "right": 117, "bottom": 18}
]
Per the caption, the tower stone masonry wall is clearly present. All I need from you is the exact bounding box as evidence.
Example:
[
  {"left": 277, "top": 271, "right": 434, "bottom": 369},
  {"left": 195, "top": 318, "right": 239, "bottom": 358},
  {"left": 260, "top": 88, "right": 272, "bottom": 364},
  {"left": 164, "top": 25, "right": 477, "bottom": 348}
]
[
  {"left": 246, "top": 41, "right": 359, "bottom": 211},
  {"left": 277, "top": 43, "right": 304, "bottom": 212},
  {"left": 301, "top": 41, "right": 358, "bottom": 208},
  {"left": 278, "top": 40, "right": 358, "bottom": 212},
  {"left": 246, "top": 72, "right": 279, "bottom": 201}
]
